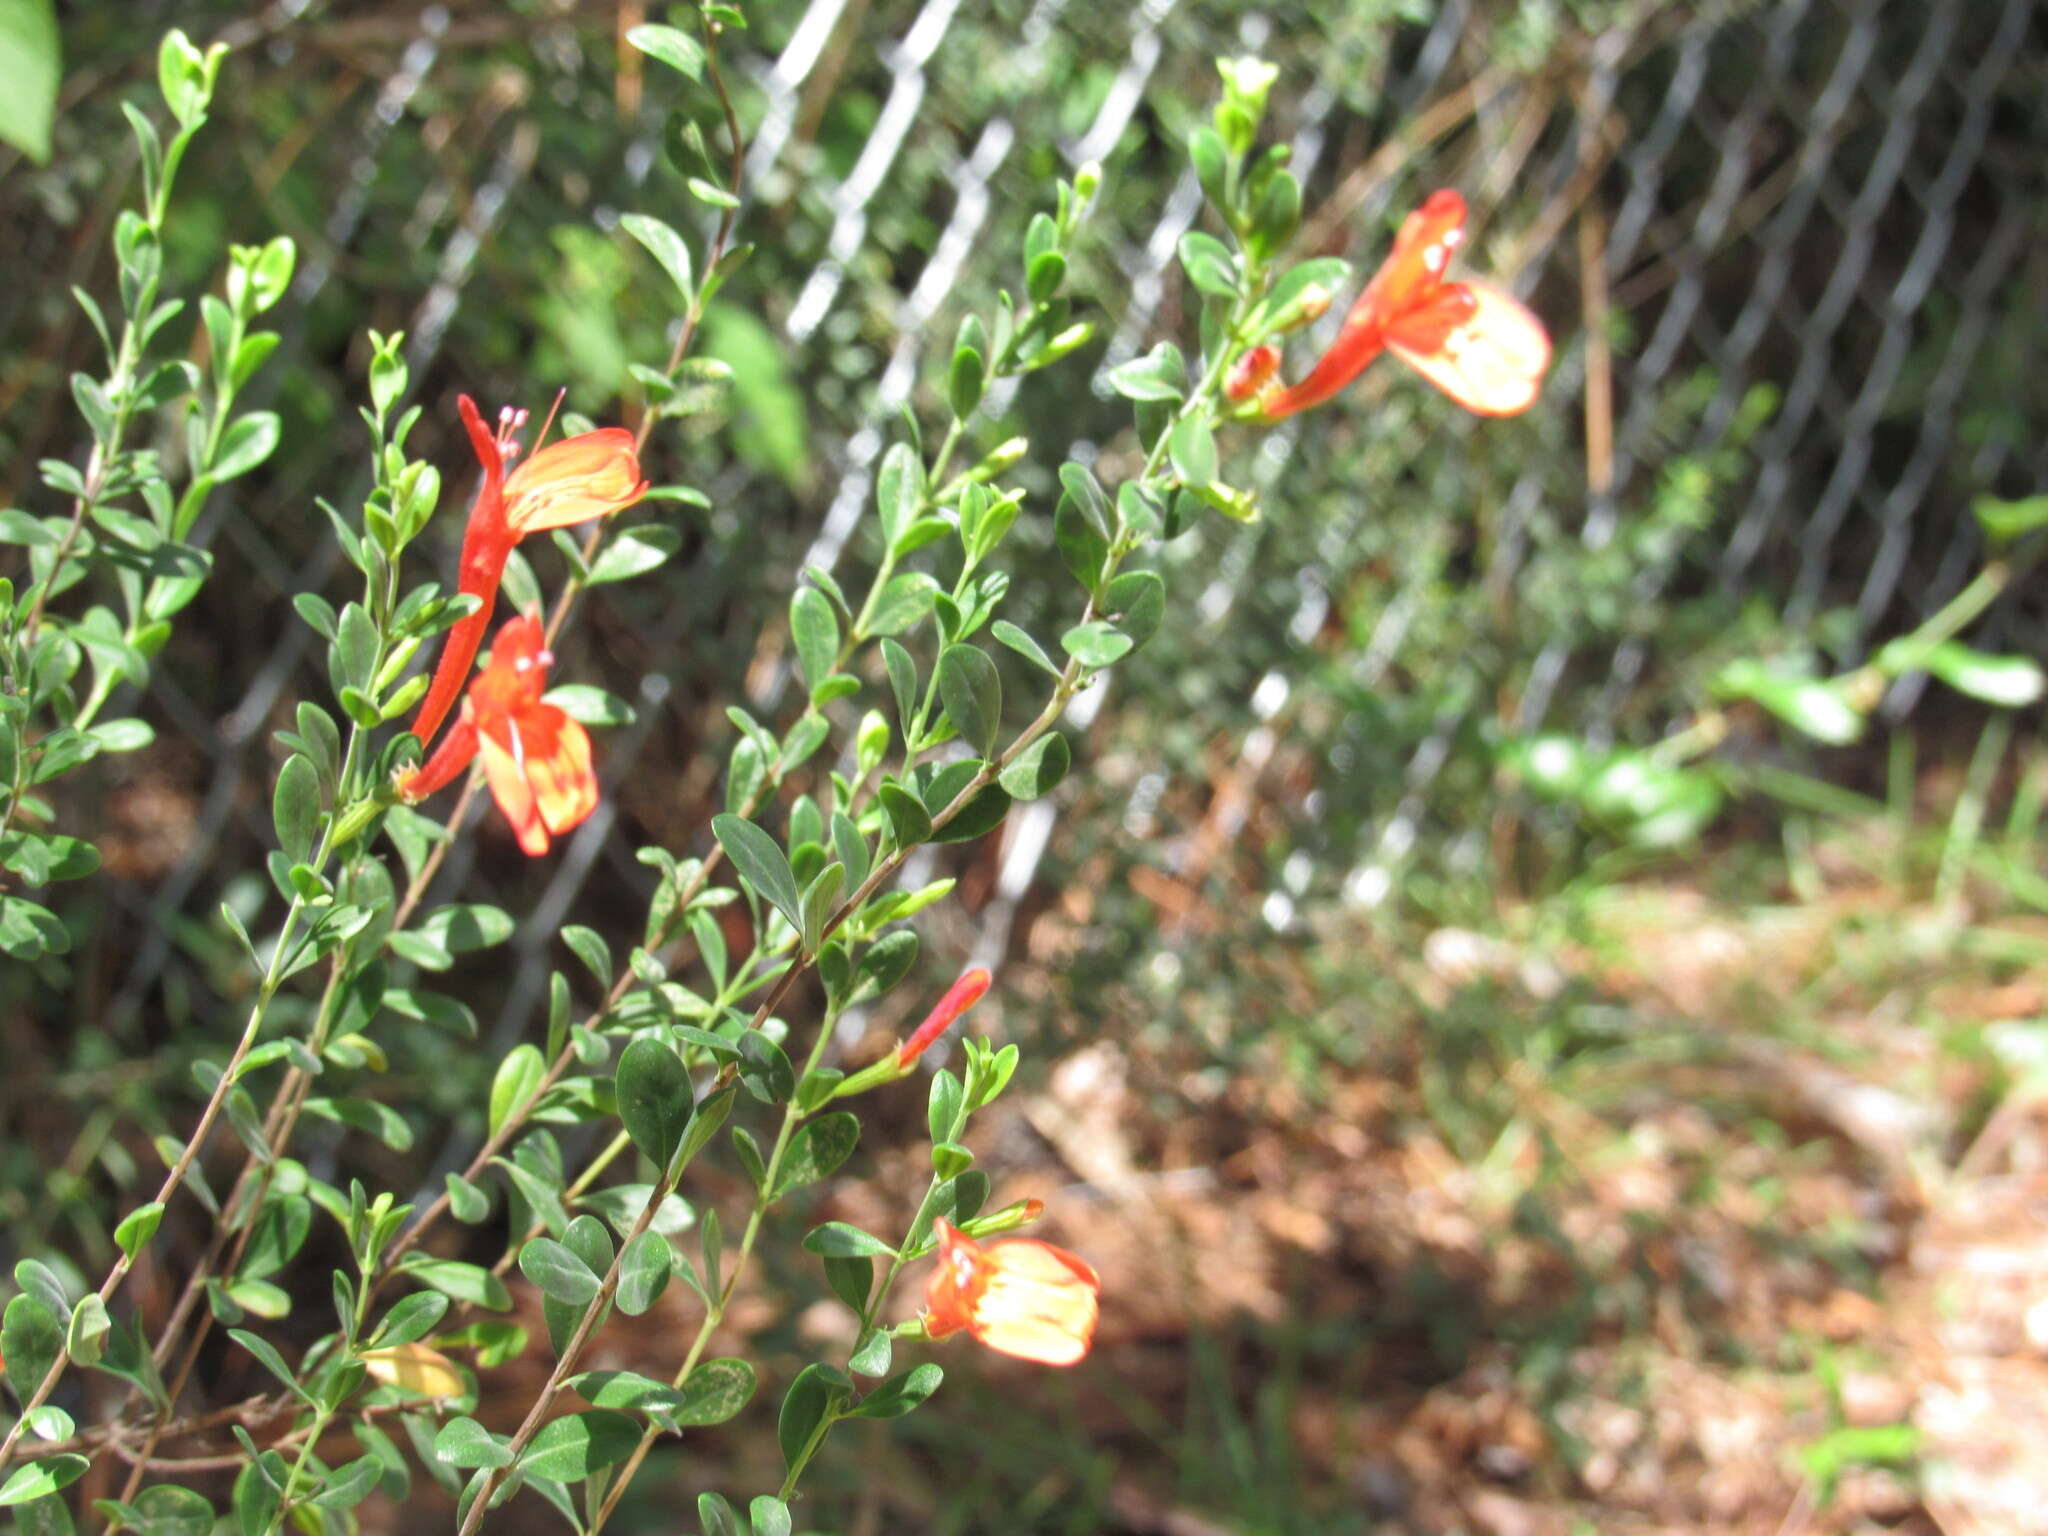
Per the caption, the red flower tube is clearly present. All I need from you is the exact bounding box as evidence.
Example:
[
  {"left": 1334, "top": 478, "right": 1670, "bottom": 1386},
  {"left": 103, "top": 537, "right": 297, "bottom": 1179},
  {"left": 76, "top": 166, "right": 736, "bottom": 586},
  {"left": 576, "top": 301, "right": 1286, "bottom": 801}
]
[
  {"left": 408, "top": 395, "right": 647, "bottom": 749},
  {"left": 1258, "top": 189, "right": 1550, "bottom": 421},
  {"left": 898, "top": 968, "right": 993, "bottom": 1068}
]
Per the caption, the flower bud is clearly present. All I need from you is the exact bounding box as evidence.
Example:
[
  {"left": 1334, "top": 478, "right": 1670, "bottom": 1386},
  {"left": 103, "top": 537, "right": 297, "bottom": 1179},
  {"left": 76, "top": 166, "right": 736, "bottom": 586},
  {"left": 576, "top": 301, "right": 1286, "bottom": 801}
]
[
  {"left": 1225, "top": 344, "right": 1280, "bottom": 403},
  {"left": 971, "top": 437, "right": 1028, "bottom": 481},
  {"left": 899, "top": 968, "right": 993, "bottom": 1067},
  {"left": 960, "top": 1197, "right": 1045, "bottom": 1238},
  {"left": 1273, "top": 283, "right": 1332, "bottom": 333}
]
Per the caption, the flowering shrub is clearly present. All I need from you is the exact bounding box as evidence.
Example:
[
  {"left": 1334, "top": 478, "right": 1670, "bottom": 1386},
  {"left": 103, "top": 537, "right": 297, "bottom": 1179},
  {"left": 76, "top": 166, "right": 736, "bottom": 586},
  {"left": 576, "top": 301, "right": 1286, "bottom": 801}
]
[{"left": 0, "top": 17, "right": 1556, "bottom": 1534}]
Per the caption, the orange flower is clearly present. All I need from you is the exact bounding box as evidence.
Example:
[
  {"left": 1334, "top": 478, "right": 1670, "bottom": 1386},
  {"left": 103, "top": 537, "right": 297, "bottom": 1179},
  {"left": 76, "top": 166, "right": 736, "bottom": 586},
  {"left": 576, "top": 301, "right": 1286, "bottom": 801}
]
[
  {"left": 1258, "top": 190, "right": 1549, "bottom": 420},
  {"left": 396, "top": 614, "right": 598, "bottom": 856},
  {"left": 897, "top": 968, "right": 992, "bottom": 1068},
  {"left": 408, "top": 395, "right": 647, "bottom": 749},
  {"left": 922, "top": 1217, "right": 1099, "bottom": 1367}
]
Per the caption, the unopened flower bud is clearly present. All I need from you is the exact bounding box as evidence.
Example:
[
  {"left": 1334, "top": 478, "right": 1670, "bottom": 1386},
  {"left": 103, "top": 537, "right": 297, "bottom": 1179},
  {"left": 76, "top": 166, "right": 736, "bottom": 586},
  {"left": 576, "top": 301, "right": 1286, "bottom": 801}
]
[
  {"left": 961, "top": 1197, "right": 1045, "bottom": 1238},
  {"left": 898, "top": 968, "right": 992, "bottom": 1067},
  {"left": 972, "top": 437, "right": 1029, "bottom": 481},
  {"left": 1225, "top": 343, "right": 1281, "bottom": 403},
  {"left": 1277, "top": 283, "right": 1332, "bottom": 332}
]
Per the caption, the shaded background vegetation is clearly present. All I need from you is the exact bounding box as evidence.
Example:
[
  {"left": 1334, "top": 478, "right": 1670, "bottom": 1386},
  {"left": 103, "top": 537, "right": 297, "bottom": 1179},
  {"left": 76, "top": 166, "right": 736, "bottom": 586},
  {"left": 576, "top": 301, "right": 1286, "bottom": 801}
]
[{"left": 5, "top": 0, "right": 2048, "bottom": 1530}]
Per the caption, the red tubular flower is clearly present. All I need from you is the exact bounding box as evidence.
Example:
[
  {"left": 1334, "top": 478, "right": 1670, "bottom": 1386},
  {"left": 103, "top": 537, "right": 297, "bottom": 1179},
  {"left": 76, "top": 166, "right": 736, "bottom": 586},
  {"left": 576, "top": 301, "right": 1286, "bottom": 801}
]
[
  {"left": 1259, "top": 189, "right": 1550, "bottom": 421},
  {"left": 408, "top": 395, "right": 648, "bottom": 749},
  {"left": 897, "top": 968, "right": 992, "bottom": 1067},
  {"left": 397, "top": 614, "right": 598, "bottom": 856},
  {"left": 923, "top": 1217, "right": 1100, "bottom": 1366}
]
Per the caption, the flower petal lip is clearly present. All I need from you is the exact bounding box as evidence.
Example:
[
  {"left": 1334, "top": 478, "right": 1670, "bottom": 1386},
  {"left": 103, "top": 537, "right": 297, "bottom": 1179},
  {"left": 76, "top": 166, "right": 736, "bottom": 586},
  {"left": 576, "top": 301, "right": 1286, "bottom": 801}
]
[
  {"left": 966, "top": 1239, "right": 1100, "bottom": 1366},
  {"left": 395, "top": 613, "right": 599, "bottom": 857},
  {"left": 1385, "top": 281, "right": 1550, "bottom": 417},
  {"left": 1256, "top": 188, "right": 1548, "bottom": 421},
  {"left": 502, "top": 428, "right": 648, "bottom": 532},
  {"left": 922, "top": 1216, "right": 1100, "bottom": 1367}
]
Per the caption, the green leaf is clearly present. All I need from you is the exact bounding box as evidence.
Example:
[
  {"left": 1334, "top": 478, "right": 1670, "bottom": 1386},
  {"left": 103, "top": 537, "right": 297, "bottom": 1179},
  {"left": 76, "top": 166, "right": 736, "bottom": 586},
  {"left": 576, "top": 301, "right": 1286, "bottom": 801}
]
[
  {"left": 777, "top": 1363, "right": 853, "bottom": 1474},
  {"left": 1974, "top": 492, "right": 2048, "bottom": 541},
  {"left": 712, "top": 813, "right": 803, "bottom": 935},
  {"left": 575, "top": 1183, "right": 694, "bottom": 1240},
  {"left": 846, "top": 1362, "right": 943, "bottom": 1420},
  {"left": 937, "top": 644, "right": 1002, "bottom": 757},
  {"left": 488, "top": 1043, "right": 544, "bottom": 1138},
  {"left": 750, "top": 1497, "right": 794, "bottom": 1536},
  {"left": 566, "top": 1368, "right": 683, "bottom": 1416},
  {"left": 855, "top": 930, "right": 919, "bottom": 1000},
  {"left": 433, "top": 1417, "right": 512, "bottom": 1470},
  {"left": 1104, "top": 344, "right": 1185, "bottom": 401},
  {"left": 848, "top": 1327, "right": 892, "bottom": 1378},
  {"left": 616, "top": 1231, "right": 672, "bottom": 1316},
  {"left": 1061, "top": 621, "right": 1133, "bottom": 669},
  {"left": 800, "top": 1222, "right": 897, "bottom": 1259},
  {"left": 991, "top": 619, "right": 1060, "bottom": 677},
  {"left": 1168, "top": 415, "right": 1219, "bottom": 486},
  {"left": 864, "top": 571, "right": 941, "bottom": 637},
  {"left": 1054, "top": 491, "right": 1109, "bottom": 595},
  {"left": 674, "top": 1357, "right": 757, "bottom": 1426},
  {"left": 306, "top": 1455, "right": 382, "bottom": 1512},
  {"left": 876, "top": 441, "right": 923, "bottom": 547},
  {"left": 370, "top": 1290, "right": 449, "bottom": 1349},
  {"left": 878, "top": 782, "right": 932, "bottom": 848},
  {"left": 698, "top": 1493, "right": 741, "bottom": 1536},
  {"left": 212, "top": 412, "right": 280, "bottom": 480},
  {"left": 881, "top": 639, "right": 918, "bottom": 738},
  {"left": 737, "top": 1031, "right": 795, "bottom": 1105},
  {"left": 678, "top": 1081, "right": 736, "bottom": 1171},
  {"left": 824, "top": 1255, "right": 873, "bottom": 1316},
  {"left": 402, "top": 1258, "right": 512, "bottom": 1312},
  {"left": 1104, "top": 569, "right": 1166, "bottom": 649},
  {"left": 0, "top": 1457, "right": 89, "bottom": 1508},
  {"left": 125, "top": 1484, "right": 216, "bottom": 1535},
  {"left": 790, "top": 585, "right": 839, "bottom": 692},
  {"left": 1176, "top": 231, "right": 1239, "bottom": 297},
  {"left": 771, "top": 1112, "right": 860, "bottom": 1198},
  {"left": 687, "top": 175, "right": 740, "bottom": 209},
  {"left": 227, "top": 1328, "right": 312, "bottom": 1404},
  {"left": 620, "top": 211, "right": 694, "bottom": 303},
  {"left": 3, "top": 1292, "right": 61, "bottom": 1402},
  {"left": 519, "top": 1237, "right": 602, "bottom": 1307},
  {"left": 625, "top": 21, "right": 705, "bottom": 78},
  {"left": 1923, "top": 640, "right": 2045, "bottom": 707},
  {"left": 928, "top": 1068, "right": 964, "bottom": 1145},
  {"left": 238, "top": 1195, "right": 311, "bottom": 1279},
  {"left": 543, "top": 684, "right": 636, "bottom": 727},
  {"left": 414, "top": 903, "right": 515, "bottom": 953},
  {"left": 921, "top": 763, "right": 1012, "bottom": 845},
  {"left": 299, "top": 1096, "right": 412, "bottom": 1151},
  {"left": 999, "top": 731, "right": 1070, "bottom": 800},
  {"left": 615, "top": 1036, "right": 694, "bottom": 1170},
  {"left": 586, "top": 524, "right": 681, "bottom": 585},
  {"left": 114, "top": 1201, "right": 164, "bottom": 1261},
  {"left": 0, "top": 0, "right": 59, "bottom": 164}
]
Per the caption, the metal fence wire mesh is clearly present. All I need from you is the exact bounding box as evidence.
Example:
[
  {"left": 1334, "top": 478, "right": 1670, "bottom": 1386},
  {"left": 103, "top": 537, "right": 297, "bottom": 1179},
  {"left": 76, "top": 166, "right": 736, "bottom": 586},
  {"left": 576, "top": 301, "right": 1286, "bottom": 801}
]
[{"left": 6, "top": 0, "right": 2047, "bottom": 1247}]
